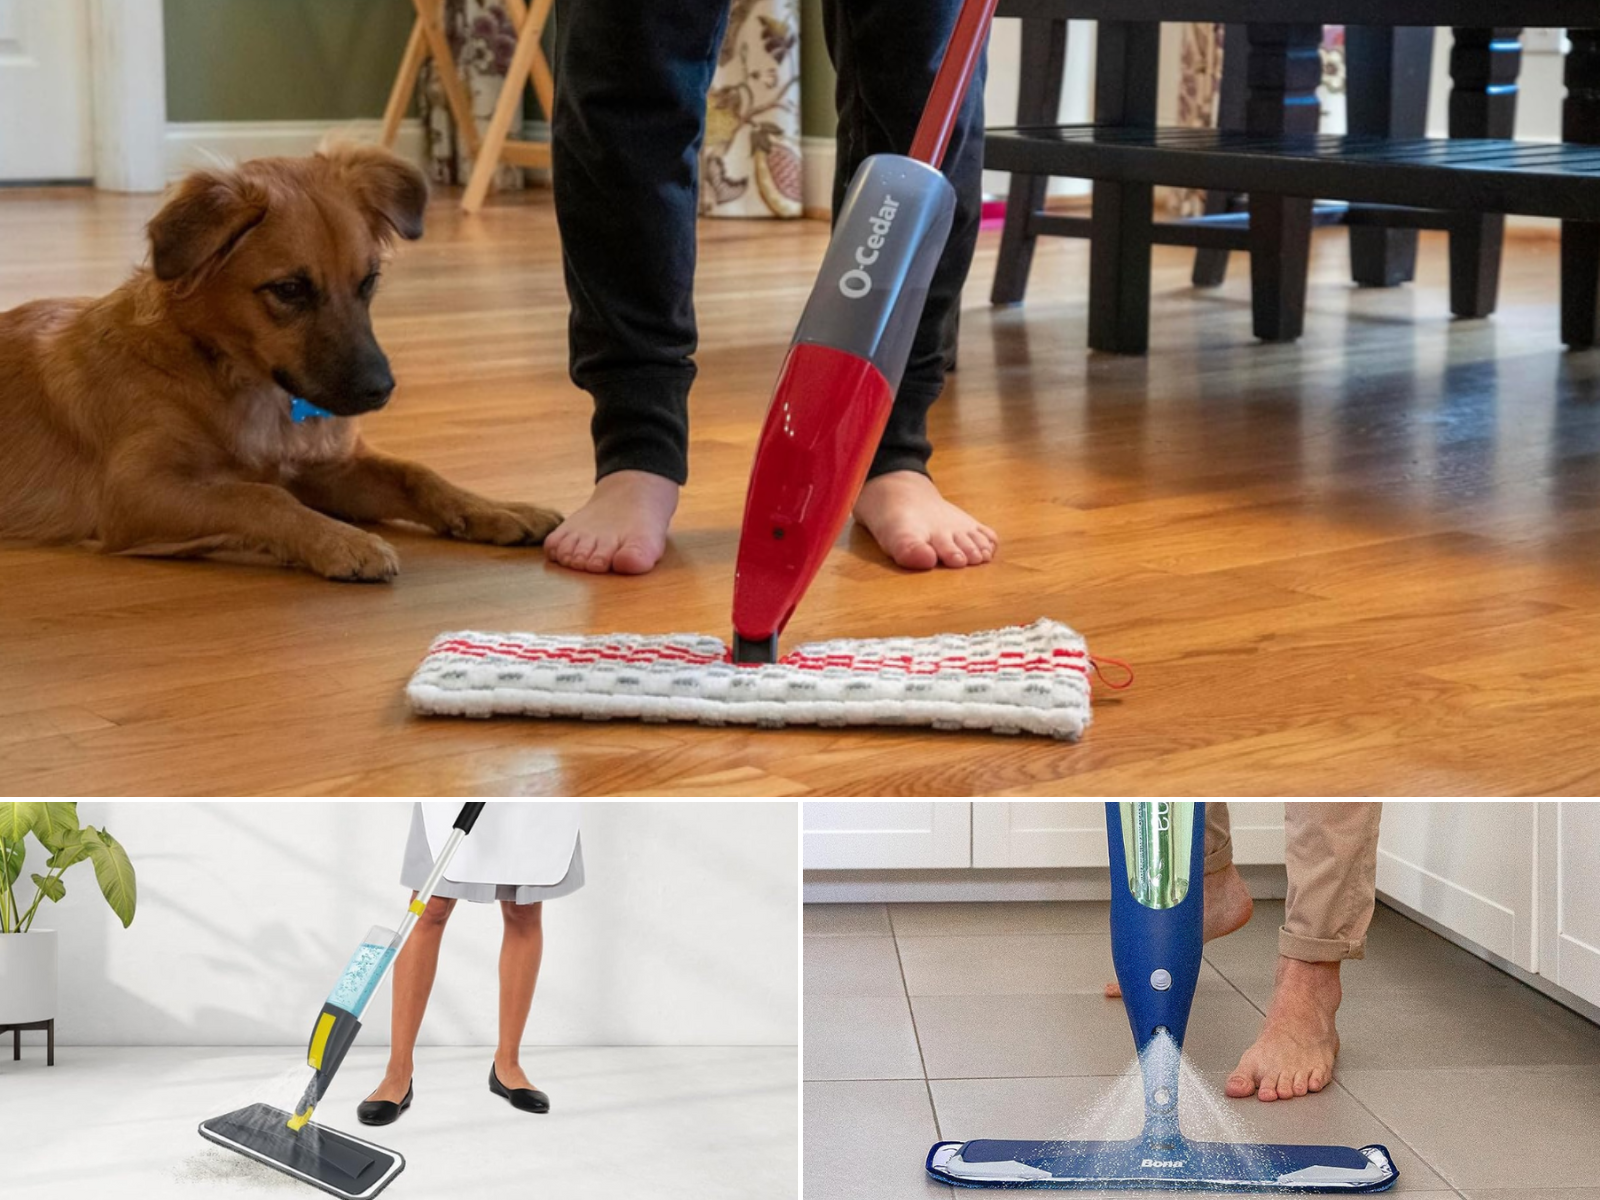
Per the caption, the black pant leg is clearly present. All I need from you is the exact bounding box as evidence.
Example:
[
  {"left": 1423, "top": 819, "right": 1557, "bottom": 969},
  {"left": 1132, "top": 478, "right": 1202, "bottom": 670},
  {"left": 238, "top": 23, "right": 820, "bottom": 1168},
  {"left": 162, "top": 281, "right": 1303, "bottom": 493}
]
[
  {"left": 552, "top": 0, "right": 729, "bottom": 485},
  {"left": 823, "top": 0, "right": 987, "bottom": 478}
]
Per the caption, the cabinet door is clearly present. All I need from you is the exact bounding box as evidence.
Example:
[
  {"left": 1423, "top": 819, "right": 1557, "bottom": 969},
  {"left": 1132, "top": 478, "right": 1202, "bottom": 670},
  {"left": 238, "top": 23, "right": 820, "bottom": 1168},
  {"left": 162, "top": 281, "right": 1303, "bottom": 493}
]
[
  {"left": 802, "top": 801, "right": 970, "bottom": 869},
  {"left": 971, "top": 802, "right": 1107, "bottom": 867},
  {"left": 970, "top": 801, "right": 1286, "bottom": 869},
  {"left": 1538, "top": 802, "right": 1600, "bottom": 1006},
  {"left": 1377, "top": 801, "right": 1537, "bottom": 970}
]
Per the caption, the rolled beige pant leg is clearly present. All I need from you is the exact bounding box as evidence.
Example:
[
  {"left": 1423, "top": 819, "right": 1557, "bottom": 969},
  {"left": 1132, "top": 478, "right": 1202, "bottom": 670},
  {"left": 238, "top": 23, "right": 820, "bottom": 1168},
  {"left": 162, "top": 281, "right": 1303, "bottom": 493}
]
[
  {"left": 1281, "top": 802, "right": 1383, "bottom": 962},
  {"left": 1204, "top": 801, "right": 1233, "bottom": 874}
]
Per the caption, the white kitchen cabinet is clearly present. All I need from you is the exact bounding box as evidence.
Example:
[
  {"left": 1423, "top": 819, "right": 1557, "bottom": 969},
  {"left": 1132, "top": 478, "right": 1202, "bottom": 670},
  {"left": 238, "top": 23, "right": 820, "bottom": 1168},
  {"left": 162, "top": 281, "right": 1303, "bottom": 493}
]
[
  {"left": 972, "top": 801, "right": 1107, "bottom": 867},
  {"left": 803, "top": 801, "right": 971, "bottom": 869},
  {"left": 1376, "top": 801, "right": 1538, "bottom": 971},
  {"left": 973, "top": 801, "right": 1286, "bottom": 868},
  {"left": 1538, "top": 803, "right": 1600, "bottom": 1008}
]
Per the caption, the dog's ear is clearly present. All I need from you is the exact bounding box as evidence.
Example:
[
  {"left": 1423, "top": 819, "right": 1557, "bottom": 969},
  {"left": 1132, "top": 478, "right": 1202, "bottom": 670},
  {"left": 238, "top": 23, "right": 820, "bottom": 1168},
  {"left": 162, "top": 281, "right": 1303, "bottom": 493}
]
[
  {"left": 321, "top": 142, "right": 428, "bottom": 242},
  {"left": 147, "top": 170, "right": 268, "bottom": 282}
]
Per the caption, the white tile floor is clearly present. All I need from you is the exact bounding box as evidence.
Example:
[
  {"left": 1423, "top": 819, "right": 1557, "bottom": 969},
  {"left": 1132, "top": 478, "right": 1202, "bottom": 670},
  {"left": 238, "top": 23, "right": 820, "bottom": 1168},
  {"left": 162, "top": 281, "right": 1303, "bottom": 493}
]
[
  {"left": 803, "top": 900, "right": 1600, "bottom": 1200},
  {"left": 3, "top": 1044, "right": 797, "bottom": 1200}
]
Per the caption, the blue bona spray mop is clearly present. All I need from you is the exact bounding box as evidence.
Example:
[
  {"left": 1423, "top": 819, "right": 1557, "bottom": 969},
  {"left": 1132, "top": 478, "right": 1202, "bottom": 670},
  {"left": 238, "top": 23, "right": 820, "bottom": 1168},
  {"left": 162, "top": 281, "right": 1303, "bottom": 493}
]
[
  {"left": 198, "top": 802, "right": 487, "bottom": 1200},
  {"left": 927, "top": 801, "right": 1399, "bottom": 1192}
]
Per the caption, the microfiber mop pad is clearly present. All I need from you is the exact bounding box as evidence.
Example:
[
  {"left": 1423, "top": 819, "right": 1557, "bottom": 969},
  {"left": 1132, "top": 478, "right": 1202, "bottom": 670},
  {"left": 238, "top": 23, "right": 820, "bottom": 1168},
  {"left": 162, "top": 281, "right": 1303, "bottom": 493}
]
[{"left": 406, "top": 618, "right": 1097, "bottom": 739}]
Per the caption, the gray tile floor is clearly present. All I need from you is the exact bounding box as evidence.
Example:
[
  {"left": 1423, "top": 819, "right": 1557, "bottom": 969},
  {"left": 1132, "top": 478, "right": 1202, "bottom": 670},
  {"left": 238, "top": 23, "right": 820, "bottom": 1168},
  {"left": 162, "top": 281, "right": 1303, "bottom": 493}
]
[{"left": 804, "top": 900, "right": 1600, "bottom": 1200}]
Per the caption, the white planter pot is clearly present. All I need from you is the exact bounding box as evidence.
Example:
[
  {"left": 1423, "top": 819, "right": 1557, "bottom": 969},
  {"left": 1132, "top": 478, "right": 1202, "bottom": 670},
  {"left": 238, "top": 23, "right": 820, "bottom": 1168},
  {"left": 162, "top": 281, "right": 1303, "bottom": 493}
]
[{"left": 0, "top": 929, "right": 58, "bottom": 1023}]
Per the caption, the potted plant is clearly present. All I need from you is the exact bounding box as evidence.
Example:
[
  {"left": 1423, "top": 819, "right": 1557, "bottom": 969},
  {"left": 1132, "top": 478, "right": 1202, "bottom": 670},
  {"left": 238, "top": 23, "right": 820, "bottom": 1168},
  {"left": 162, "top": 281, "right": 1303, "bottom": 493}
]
[{"left": 0, "top": 802, "right": 136, "bottom": 1036}]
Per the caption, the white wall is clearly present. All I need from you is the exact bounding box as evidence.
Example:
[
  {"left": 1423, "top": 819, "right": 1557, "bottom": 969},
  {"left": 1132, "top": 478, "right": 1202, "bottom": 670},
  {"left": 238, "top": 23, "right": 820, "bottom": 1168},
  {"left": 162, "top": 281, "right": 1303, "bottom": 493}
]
[{"left": 17, "top": 801, "right": 797, "bottom": 1047}]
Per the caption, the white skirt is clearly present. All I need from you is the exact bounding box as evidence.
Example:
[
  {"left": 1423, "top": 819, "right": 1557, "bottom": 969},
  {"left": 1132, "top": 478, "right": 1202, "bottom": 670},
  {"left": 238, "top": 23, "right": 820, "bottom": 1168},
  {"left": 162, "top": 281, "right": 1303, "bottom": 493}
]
[{"left": 399, "top": 804, "right": 585, "bottom": 904}]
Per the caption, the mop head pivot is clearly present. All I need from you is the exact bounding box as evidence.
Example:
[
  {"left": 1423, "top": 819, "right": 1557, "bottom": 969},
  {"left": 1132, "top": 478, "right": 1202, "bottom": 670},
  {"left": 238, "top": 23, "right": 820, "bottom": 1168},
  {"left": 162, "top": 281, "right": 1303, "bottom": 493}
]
[
  {"left": 926, "top": 1138, "right": 1398, "bottom": 1192},
  {"left": 407, "top": 618, "right": 1092, "bottom": 739},
  {"left": 199, "top": 1104, "right": 404, "bottom": 1200}
]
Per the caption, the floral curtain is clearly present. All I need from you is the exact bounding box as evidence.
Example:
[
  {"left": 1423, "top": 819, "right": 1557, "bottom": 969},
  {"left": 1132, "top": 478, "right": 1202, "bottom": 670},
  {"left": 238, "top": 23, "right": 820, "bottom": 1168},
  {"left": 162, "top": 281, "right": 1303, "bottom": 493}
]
[
  {"left": 417, "top": 0, "right": 528, "bottom": 191},
  {"left": 700, "top": 0, "right": 804, "bottom": 219},
  {"left": 1171, "top": 24, "right": 1348, "bottom": 216}
]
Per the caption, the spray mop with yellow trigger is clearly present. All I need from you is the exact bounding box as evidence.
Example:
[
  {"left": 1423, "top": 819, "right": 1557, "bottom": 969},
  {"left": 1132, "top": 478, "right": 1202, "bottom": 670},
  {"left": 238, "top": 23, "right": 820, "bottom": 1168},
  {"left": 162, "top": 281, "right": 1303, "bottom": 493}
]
[
  {"left": 197, "top": 802, "right": 487, "bottom": 1200},
  {"left": 927, "top": 801, "right": 1399, "bottom": 1192}
]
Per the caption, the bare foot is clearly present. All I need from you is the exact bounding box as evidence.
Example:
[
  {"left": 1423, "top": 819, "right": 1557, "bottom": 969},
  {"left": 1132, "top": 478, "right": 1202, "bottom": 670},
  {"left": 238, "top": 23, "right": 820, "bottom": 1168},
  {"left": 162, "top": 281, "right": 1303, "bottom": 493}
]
[
  {"left": 1105, "top": 862, "right": 1254, "bottom": 998},
  {"left": 493, "top": 1053, "right": 536, "bottom": 1091},
  {"left": 543, "top": 470, "right": 679, "bottom": 575},
  {"left": 364, "top": 1067, "right": 411, "bottom": 1105},
  {"left": 1226, "top": 957, "right": 1342, "bottom": 1102},
  {"left": 852, "top": 470, "right": 997, "bottom": 570}
]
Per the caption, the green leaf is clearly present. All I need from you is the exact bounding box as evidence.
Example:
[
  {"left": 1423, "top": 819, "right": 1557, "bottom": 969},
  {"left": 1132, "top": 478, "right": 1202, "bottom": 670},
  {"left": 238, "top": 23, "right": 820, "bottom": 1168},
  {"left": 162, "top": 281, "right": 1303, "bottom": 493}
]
[
  {"left": 46, "top": 827, "right": 92, "bottom": 871},
  {"left": 0, "top": 801, "right": 41, "bottom": 842},
  {"left": 31, "top": 802, "right": 79, "bottom": 852},
  {"left": 30, "top": 872, "right": 64, "bottom": 903},
  {"left": 3, "top": 842, "right": 23, "bottom": 888},
  {"left": 84, "top": 827, "right": 136, "bottom": 928}
]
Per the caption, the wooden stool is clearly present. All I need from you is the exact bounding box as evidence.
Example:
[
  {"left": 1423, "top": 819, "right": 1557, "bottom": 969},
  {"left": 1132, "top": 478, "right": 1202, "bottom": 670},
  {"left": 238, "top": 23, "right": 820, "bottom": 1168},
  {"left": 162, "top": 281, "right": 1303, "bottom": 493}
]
[
  {"left": 2, "top": 1019, "right": 54, "bottom": 1066},
  {"left": 380, "top": 0, "right": 482, "bottom": 161},
  {"left": 461, "top": 0, "right": 555, "bottom": 214}
]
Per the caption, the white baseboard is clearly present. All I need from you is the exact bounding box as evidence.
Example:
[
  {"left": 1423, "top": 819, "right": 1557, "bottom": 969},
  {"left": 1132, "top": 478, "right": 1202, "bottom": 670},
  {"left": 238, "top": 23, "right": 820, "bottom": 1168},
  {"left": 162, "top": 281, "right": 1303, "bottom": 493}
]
[
  {"left": 164, "top": 119, "right": 427, "bottom": 181},
  {"left": 802, "top": 863, "right": 1288, "bottom": 904},
  {"left": 1378, "top": 892, "right": 1600, "bottom": 1029},
  {"left": 801, "top": 134, "right": 834, "bottom": 217}
]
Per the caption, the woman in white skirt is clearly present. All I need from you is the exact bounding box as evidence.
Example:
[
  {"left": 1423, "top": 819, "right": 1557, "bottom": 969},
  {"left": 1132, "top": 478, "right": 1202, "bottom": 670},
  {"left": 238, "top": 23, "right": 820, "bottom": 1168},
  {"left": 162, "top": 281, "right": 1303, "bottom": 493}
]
[{"left": 357, "top": 801, "right": 583, "bottom": 1125}]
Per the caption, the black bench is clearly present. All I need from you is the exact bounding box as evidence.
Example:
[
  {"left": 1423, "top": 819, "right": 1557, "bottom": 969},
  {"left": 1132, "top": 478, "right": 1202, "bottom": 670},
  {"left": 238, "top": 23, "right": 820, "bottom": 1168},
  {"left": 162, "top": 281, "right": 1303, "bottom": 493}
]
[{"left": 984, "top": 14, "right": 1600, "bottom": 354}]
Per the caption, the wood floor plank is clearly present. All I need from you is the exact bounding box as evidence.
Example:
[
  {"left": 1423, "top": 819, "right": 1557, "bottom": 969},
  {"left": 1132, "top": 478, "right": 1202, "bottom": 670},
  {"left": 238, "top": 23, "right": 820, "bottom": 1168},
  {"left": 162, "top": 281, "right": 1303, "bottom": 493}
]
[{"left": 1, "top": 184, "right": 1596, "bottom": 794}]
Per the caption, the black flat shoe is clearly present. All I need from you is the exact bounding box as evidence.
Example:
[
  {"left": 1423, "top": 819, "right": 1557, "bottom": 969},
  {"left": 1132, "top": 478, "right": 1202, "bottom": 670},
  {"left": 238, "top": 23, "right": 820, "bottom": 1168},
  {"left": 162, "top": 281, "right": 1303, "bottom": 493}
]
[
  {"left": 356, "top": 1082, "right": 412, "bottom": 1126},
  {"left": 489, "top": 1063, "right": 549, "bottom": 1113}
]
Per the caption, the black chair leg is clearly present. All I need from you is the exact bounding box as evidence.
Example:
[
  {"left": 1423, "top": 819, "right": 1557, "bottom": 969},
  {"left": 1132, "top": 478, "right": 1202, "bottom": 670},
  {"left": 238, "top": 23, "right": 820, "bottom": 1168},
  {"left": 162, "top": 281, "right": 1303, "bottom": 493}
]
[
  {"left": 1246, "top": 23, "right": 1322, "bottom": 343},
  {"left": 47, "top": 1019, "right": 54, "bottom": 1067},
  {"left": 1087, "top": 21, "right": 1160, "bottom": 354},
  {"left": 1449, "top": 28, "right": 1521, "bottom": 318},
  {"left": 1347, "top": 25, "right": 1435, "bottom": 287},
  {"left": 1563, "top": 28, "right": 1600, "bottom": 349},
  {"left": 992, "top": 17, "right": 1067, "bottom": 306}
]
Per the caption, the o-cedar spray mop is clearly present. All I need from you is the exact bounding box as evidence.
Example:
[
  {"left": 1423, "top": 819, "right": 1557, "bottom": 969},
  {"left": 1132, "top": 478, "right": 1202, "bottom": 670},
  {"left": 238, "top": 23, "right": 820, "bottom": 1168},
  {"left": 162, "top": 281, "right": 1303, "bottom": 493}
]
[
  {"left": 406, "top": 0, "right": 1114, "bottom": 740},
  {"left": 926, "top": 801, "right": 1399, "bottom": 1193},
  {"left": 197, "top": 802, "right": 488, "bottom": 1200}
]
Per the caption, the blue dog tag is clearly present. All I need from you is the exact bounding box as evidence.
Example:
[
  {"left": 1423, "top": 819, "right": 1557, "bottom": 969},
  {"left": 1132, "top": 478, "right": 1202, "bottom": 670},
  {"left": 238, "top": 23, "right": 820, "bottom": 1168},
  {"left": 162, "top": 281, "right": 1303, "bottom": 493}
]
[{"left": 291, "top": 397, "right": 335, "bottom": 423}]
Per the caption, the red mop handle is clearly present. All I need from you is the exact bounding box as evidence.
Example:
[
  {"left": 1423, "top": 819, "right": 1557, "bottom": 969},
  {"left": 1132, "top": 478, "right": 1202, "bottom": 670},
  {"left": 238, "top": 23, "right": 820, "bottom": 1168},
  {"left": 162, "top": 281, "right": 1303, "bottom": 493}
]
[{"left": 908, "top": 0, "right": 1003, "bottom": 168}]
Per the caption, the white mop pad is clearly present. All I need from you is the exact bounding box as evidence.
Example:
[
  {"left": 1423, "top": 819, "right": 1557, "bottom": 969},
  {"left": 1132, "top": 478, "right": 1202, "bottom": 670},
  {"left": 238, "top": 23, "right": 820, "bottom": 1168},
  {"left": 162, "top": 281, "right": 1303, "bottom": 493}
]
[{"left": 406, "top": 618, "right": 1095, "bottom": 739}]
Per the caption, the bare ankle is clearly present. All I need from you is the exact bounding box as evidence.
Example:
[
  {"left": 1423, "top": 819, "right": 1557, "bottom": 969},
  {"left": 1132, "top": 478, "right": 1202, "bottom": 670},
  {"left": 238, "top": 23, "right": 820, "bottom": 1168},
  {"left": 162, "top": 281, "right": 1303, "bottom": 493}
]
[{"left": 1273, "top": 956, "right": 1342, "bottom": 1007}]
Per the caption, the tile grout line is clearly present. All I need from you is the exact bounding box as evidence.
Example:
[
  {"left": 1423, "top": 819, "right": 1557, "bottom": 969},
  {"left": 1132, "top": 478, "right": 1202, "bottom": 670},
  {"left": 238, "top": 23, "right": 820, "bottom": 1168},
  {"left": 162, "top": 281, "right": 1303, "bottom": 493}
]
[
  {"left": 888, "top": 904, "right": 946, "bottom": 1148},
  {"left": 1331, "top": 1077, "right": 1467, "bottom": 1199}
]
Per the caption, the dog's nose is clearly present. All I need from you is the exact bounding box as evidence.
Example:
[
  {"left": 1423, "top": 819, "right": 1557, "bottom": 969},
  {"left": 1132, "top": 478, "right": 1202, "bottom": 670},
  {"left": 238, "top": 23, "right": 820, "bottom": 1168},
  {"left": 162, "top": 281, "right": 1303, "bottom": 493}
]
[{"left": 353, "top": 370, "right": 395, "bottom": 409}]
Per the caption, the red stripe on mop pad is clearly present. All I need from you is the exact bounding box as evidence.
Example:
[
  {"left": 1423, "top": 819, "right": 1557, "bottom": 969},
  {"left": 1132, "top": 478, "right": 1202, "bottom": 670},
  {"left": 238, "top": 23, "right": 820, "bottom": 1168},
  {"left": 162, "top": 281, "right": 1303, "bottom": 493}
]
[{"left": 407, "top": 619, "right": 1093, "bottom": 739}]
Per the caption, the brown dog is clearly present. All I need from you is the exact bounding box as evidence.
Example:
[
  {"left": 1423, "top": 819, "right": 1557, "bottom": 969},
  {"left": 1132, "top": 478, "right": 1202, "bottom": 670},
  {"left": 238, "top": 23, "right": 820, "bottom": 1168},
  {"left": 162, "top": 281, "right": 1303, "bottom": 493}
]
[{"left": 0, "top": 144, "right": 559, "bottom": 581}]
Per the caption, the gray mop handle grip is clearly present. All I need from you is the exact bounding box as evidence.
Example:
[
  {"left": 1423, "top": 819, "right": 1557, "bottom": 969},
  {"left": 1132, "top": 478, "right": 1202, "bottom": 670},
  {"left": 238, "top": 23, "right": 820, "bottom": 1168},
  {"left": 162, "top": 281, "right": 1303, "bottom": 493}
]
[{"left": 453, "top": 802, "right": 487, "bottom": 834}]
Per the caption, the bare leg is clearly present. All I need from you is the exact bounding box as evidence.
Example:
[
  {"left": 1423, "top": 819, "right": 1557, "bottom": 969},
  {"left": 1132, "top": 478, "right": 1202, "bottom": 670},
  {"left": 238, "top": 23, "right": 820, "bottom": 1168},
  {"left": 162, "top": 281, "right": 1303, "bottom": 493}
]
[
  {"left": 366, "top": 894, "right": 455, "bottom": 1104},
  {"left": 493, "top": 900, "right": 544, "bottom": 1089}
]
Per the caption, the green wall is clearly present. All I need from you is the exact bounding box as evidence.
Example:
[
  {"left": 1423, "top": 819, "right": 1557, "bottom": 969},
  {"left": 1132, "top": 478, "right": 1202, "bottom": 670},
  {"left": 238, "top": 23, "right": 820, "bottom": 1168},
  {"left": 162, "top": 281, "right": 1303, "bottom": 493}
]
[
  {"left": 163, "top": 0, "right": 414, "bottom": 122},
  {"left": 165, "top": 0, "right": 836, "bottom": 132},
  {"left": 800, "top": 0, "right": 837, "bottom": 137}
]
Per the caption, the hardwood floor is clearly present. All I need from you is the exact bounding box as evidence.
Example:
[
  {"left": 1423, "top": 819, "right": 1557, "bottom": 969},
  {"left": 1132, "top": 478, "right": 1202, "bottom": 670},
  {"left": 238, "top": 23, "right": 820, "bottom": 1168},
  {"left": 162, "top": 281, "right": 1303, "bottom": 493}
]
[{"left": 3, "top": 184, "right": 1599, "bottom": 795}]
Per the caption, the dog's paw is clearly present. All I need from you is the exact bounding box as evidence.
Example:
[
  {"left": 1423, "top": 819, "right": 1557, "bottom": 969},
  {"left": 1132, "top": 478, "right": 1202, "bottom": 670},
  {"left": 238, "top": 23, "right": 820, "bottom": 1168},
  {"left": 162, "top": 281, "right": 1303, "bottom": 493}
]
[
  {"left": 308, "top": 530, "right": 400, "bottom": 582},
  {"left": 444, "top": 503, "right": 563, "bottom": 547}
]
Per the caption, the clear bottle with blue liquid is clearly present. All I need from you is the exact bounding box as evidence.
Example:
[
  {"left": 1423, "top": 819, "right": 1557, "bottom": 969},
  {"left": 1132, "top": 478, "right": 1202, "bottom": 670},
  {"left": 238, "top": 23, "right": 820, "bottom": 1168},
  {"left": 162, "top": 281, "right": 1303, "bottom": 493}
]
[{"left": 326, "top": 925, "right": 400, "bottom": 1018}]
